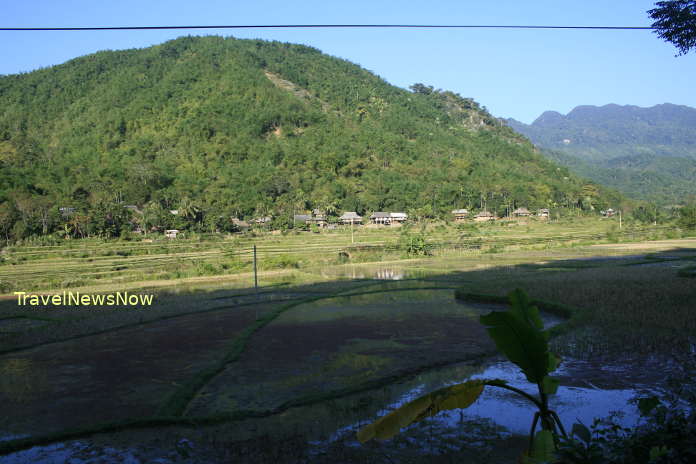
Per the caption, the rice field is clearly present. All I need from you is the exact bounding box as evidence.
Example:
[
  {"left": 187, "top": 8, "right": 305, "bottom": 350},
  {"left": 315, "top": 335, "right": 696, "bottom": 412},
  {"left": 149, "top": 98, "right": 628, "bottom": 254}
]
[
  {"left": 0, "top": 219, "right": 695, "bottom": 463},
  {"left": 0, "top": 217, "right": 682, "bottom": 295}
]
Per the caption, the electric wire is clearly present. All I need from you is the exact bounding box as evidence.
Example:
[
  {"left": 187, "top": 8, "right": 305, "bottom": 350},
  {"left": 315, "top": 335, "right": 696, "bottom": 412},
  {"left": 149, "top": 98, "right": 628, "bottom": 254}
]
[{"left": 0, "top": 24, "right": 655, "bottom": 32}]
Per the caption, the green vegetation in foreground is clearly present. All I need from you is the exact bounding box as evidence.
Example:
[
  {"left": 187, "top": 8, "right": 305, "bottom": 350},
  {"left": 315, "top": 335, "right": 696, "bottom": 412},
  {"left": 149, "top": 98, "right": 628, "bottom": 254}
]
[
  {"left": 0, "top": 35, "right": 622, "bottom": 243},
  {"left": 359, "top": 289, "right": 567, "bottom": 463}
]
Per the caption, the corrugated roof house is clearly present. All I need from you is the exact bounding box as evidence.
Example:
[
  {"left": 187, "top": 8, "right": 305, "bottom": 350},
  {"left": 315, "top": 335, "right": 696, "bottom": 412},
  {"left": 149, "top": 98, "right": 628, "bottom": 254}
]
[
  {"left": 390, "top": 212, "right": 408, "bottom": 222},
  {"left": 370, "top": 212, "right": 392, "bottom": 224}
]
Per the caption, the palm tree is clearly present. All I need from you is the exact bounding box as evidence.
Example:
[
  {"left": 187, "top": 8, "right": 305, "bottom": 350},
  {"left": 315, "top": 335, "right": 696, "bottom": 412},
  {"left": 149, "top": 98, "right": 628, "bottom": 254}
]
[{"left": 178, "top": 197, "right": 201, "bottom": 222}]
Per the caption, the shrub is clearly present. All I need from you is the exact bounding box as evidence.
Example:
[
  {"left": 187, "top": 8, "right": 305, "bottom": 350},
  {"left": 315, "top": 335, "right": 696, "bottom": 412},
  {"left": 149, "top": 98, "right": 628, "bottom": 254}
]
[
  {"left": 261, "top": 254, "right": 301, "bottom": 269},
  {"left": 398, "top": 231, "right": 432, "bottom": 256},
  {"left": 195, "top": 262, "right": 218, "bottom": 276},
  {"left": 677, "top": 204, "right": 696, "bottom": 230},
  {"left": 606, "top": 227, "right": 620, "bottom": 243}
]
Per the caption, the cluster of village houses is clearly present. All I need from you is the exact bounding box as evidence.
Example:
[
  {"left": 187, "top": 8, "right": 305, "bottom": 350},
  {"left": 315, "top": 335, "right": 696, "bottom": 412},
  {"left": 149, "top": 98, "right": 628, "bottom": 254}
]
[
  {"left": 160, "top": 207, "right": 557, "bottom": 237},
  {"left": 232, "top": 207, "right": 552, "bottom": 230},
  {"left": 450, "top": 207, "right": 550, "bottom": 221},
  {"left": 60, "top": 203, "right": 618, "bottom": 239},
  {"left": 60, "top": 203, "right": 565, "bottom": 239}
]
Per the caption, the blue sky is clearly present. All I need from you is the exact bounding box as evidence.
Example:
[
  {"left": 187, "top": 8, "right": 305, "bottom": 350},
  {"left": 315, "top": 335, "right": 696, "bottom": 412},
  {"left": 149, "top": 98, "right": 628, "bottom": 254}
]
[{"left": 1, "top": 0, "right": 693, "bottom": 123}]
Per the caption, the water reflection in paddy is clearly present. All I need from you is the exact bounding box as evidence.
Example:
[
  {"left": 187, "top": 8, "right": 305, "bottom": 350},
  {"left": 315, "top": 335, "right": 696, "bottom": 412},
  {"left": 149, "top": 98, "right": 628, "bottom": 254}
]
[
  {"left": 319, "top": 265, "right": 432, "bottom": 281},
  {"left": 320, "top": 353, "right": 666, "bottom": 454}
]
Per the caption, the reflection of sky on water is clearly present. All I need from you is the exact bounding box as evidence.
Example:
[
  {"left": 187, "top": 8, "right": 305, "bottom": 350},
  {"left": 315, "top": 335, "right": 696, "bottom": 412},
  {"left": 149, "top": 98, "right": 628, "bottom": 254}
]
[
  {"left": 321, "top": 265, "right": 431, "bottom": 281},
  {"left": 462, "top": 361, "right": 645, "bottom": 434},
  {"left": 331, "top": 355, "right": 663, "bottom": 445}
]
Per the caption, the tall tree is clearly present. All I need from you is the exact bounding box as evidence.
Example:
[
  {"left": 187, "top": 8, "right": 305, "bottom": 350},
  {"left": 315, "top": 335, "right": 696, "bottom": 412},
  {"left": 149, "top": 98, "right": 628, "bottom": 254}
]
[{"left": 649, "top": 1, "right": 696, "bottom": 55}]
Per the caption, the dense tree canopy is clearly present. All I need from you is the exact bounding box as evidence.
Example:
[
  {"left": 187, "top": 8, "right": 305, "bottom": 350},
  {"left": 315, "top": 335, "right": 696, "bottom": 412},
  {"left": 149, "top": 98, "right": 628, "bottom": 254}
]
[
  {"left": 0, "top": 36, "right": 621, "bottom": 241},
  {"left": 649, "top": 0, "right": 696, "bottom": 55}
]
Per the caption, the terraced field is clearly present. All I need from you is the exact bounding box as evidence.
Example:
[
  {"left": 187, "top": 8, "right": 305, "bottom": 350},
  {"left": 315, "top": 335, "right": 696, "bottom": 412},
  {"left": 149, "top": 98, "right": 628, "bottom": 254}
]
[{"left": 0, "top": 217, "right": 678, "bottom": 294}]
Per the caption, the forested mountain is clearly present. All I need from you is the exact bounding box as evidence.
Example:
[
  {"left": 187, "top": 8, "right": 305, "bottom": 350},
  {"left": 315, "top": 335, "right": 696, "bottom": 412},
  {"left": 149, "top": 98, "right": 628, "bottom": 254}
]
[
  {"left": 0, "top": 36, "right": 619, "bottom": 239},
  {"left": 506, "top": 104, "right": 696, "bottom": 205}
]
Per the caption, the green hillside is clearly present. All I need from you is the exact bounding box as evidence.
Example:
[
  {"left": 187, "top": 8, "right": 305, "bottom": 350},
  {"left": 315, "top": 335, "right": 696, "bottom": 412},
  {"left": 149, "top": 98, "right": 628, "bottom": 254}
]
[
  {"left": 0, "top": 36, "right": 618, "bottom": 240},
  {"left": 543, "top": 150, "right": 696, "bottom": 206},
  {"left": 507, "top": 104, "right": 696, "bottom": 205}
]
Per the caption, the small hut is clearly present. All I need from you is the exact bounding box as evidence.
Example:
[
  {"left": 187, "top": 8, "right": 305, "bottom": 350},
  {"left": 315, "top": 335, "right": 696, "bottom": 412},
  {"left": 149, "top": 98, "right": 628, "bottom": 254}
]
[
  {"left": 537, "top": 208, "right": 550, "bottom": 218},
  {"left": 253, "top": 216, "right": 272, "bottom": 225},
  {"left": 339, "top": 212, "right": 363, "bottom": 225},
  {"left": 451, "top": 209, "right": 469, "bottom": 221},
  {"left": 230, "top": 218, "right": 250, "bottom": 231},
  {"left": 164, "top": 229, "right": 179, "bottom": 239},
  {"left": 474, "top": 211, "right": 495, "bottom": 222}
]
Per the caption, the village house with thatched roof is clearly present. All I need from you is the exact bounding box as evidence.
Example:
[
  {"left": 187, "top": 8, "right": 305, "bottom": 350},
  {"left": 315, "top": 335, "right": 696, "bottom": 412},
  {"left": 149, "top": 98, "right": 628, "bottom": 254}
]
[
  {"left": 308, "top": 209, "right": 327, "bottom": 227},
  {"left": 451, "top": 209, "right": 469, "bottom": 221},
  {"left": 474, "top": 211, "right": 495, "bottom": 222},
  {"left": 339, "top": 212, "right": 362, "bottom": 225},
  {"left": 512, "top": 207, "right": 532, "bottom": 217}
]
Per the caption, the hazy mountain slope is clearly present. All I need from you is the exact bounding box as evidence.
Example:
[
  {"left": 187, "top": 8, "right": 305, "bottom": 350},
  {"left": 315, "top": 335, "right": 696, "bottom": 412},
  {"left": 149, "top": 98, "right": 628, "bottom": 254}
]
[
  {"left": 543, "top": 150, "right": 696, "bottom": 206},
  {"left": 0, "top": 36, "right": 618, "bottom": 238},
  {"left": 506, "top": 104, "right": 696, "bottom": 205},
  {"left": 507, "top": 103, "right": 696, "bottom": 161}
]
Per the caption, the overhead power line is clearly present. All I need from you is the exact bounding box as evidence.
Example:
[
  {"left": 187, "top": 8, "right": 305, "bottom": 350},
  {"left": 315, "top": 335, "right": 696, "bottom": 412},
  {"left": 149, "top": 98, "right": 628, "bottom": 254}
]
[{"left": 0, "top": 24, "right": 655, "bottom": 32}]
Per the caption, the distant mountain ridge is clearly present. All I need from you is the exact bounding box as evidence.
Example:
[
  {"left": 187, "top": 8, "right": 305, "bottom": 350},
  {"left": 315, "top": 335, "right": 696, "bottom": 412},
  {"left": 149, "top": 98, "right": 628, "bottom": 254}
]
[
  {"left": 508, "top": 103, "right": 696, "bottom": 161},
  {"left": 506, "top": 103, "right": 696, "bottom": 205}
]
